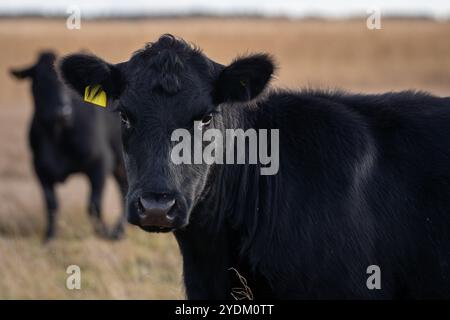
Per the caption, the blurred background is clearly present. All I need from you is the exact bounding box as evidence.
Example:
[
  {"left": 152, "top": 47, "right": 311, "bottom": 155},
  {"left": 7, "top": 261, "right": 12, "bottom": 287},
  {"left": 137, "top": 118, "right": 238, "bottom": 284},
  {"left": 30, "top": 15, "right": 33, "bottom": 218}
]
[{"left": 0, "top": 0, "right": 449, "bottom": 299}]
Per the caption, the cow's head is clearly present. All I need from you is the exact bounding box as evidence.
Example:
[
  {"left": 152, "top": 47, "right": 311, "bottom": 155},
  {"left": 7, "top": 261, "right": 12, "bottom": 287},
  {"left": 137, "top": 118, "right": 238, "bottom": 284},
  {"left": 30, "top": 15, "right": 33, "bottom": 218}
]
[
  {"left": 10, "top": 51, "right": 73, "bottom": 127},
  {"left": 59, "top": 34, "right": 274, "bottom": 232}
]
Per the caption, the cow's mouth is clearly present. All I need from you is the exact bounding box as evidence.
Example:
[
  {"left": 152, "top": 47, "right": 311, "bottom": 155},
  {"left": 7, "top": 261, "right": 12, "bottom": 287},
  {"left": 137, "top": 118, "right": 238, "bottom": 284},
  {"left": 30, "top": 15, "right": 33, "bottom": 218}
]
[{"left": 138, "top": 225, "right": 174, "bottom": 233}]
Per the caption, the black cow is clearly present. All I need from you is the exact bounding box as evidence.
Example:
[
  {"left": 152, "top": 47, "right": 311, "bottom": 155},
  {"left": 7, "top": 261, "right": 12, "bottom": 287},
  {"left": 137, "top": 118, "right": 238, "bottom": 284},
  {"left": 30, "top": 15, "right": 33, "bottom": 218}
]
[
  {"left": 59, "top": 35, "right": 450, "bottom": 299},
  {"left": 10, "top": 51, "right": 127, "bottom": 241}
]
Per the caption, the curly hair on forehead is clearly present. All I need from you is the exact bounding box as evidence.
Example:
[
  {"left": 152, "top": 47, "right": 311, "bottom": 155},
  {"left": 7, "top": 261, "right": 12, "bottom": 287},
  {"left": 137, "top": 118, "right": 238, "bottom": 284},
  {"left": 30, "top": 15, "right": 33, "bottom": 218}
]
[
  {"left": 131, "top": 34, "right": 203, "bottom": 95},
  {"left": 136, "top": 34, "right": 201, "bottom": 57}
]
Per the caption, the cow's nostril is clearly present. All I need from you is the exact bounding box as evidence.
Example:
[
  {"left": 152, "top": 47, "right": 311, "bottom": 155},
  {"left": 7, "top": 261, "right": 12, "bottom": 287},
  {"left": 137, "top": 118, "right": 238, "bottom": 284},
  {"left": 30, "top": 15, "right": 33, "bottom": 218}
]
[{"left": 137, "top": 197, "right": 145, "bottom": 213}]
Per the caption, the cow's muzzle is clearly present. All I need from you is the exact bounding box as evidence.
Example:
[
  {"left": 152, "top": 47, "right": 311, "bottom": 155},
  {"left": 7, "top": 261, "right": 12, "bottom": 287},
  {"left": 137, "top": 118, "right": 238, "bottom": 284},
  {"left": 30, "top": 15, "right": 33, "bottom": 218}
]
[{"left": 137, "top": 192, "right": 176, "bottom": 228}]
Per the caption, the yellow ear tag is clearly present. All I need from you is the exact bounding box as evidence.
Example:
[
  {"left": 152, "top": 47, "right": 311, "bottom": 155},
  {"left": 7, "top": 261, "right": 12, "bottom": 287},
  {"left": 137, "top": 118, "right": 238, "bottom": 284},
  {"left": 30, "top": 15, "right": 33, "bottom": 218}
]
[{"left": 84, "top": 84, "right": 107, "bottom": 107}]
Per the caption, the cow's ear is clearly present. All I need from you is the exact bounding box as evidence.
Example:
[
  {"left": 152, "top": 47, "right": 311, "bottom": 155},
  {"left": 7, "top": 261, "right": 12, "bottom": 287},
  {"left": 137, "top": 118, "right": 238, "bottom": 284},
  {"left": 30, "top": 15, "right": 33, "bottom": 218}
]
[
  {"left": 213, "top": 53, "right": 275, "bottom": 104},
  {"left": 58, "top": 54, "right": 124, "bottom": 99},
  {"left": 10, "top": 66, "right": 35, "bottom": 80}
]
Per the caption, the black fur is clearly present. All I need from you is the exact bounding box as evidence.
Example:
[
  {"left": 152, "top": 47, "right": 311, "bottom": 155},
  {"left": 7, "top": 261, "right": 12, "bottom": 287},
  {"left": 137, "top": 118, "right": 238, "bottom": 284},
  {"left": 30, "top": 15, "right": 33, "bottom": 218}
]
[
  {"left": 59, "top": 35, "right": 450, "bottom": 299},
  {"left": 11, "top": 51, "right": 128, "bottom": 241}
]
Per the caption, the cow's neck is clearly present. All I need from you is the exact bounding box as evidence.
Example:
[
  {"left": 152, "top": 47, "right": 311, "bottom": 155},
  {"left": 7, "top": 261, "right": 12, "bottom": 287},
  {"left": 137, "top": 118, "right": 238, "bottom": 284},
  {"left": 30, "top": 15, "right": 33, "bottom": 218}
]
[
  {"left": 174, "top": 100, "right": 280, "bottom": 298},
  {"left": 174, "top": 160, "right": 263, "bottom": 298},
  {"left": 187, "top": 102, "right": 271, "bottom": 255}
]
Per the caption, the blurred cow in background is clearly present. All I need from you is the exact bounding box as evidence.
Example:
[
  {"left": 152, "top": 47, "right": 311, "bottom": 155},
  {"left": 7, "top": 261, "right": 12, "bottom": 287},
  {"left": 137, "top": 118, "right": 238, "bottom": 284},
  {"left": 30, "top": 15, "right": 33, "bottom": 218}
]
[{"left": 10, "top": 51, "right": 127, "bottom": 242}]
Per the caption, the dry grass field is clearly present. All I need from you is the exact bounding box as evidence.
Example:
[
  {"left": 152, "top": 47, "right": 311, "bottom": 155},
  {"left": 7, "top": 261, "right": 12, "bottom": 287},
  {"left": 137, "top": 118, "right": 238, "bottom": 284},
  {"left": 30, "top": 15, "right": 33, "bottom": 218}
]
[{"left": 0, "top": 17, "right": 449, "bottom": 299}]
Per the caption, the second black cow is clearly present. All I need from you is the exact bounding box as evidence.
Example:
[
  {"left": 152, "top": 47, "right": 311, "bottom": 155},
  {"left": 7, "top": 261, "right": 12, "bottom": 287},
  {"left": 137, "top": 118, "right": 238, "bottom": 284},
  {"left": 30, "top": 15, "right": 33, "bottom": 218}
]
[{"left": 11, "top": 51, "right": 127, "bottom": 241}]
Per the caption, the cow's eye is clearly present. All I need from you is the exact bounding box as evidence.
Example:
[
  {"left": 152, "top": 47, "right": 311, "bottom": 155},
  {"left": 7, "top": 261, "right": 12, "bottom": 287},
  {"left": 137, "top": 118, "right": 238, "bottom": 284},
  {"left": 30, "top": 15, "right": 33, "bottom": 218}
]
[
  {"left": 120, "top": 112, "right": 132, "bottom": 129},
  {"left": 200, "top": 114, "right": 213, "bottom": 126},
  {"left": 194, "top": 113, "right": 214, "bottom": 130}
]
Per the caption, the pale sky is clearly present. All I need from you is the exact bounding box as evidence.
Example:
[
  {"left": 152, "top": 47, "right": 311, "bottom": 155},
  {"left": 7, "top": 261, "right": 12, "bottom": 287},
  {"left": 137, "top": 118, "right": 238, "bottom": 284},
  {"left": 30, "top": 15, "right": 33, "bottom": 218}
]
[{"left": 0, "top": 0, "right": 449, "bottom": 19}]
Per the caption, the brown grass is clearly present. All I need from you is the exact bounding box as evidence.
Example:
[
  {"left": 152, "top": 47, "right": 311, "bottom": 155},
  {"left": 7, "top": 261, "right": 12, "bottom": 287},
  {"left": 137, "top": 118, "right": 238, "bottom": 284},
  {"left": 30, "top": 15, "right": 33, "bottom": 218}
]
[{"left": 0, "top": 17, "right": 449, "bottom": 299}]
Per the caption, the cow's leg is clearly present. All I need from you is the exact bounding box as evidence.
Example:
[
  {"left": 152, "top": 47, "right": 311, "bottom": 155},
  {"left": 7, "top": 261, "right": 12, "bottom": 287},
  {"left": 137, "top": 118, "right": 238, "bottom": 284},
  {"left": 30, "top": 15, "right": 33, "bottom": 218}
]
[
  {"left": 35, "top": 167, "right": 59, "bottom": 242},
  {"left": 110, "top": 164, "right": 128, "bottom": 240},
  {"left": 40, "top": 181, "right": 58, "bottom": 242},
  {"left": 87, "top": 168, "right": 108, "bottom": 238}
]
